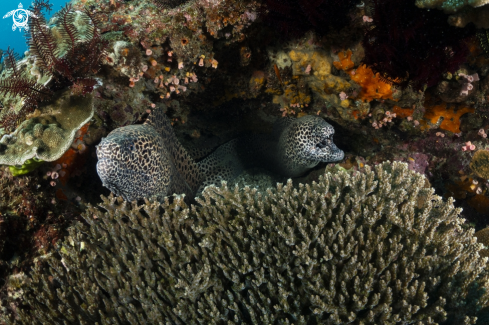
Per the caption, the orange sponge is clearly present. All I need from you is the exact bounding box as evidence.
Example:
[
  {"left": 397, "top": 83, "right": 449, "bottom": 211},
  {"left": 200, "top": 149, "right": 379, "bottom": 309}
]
[
  {"left": 348, "top": 65, "right": 394, "bottom": 102},
  {"left": 333, "top": 50, "right": 354, "bottom": 71},
  {"left": 333, "top": 50, "right": 394, "bottom": 102},
  {"left": 392, "top": 105, "right": 414, "bottom": 118},
  {"left": 423, "top": 101, "right": 474, "bottom": 133}
]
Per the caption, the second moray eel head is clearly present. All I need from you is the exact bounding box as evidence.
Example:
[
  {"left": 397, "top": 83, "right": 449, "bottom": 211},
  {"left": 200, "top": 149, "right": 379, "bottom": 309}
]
[{"left": 280, "top": 115, "right": 344, "bottom": 175}]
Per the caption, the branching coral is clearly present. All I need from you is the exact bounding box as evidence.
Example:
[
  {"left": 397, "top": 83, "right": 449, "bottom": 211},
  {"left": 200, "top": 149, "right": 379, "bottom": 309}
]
[
  {"left": 362, "top": 0, "right": 473, "bottom": 90},
  {"left": 7, "top": 162, "right": 489, "bottom": 324}
]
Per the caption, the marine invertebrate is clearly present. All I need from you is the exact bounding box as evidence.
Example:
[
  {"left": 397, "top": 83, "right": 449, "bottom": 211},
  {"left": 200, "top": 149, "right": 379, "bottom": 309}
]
[
  {"left": 0, "top": 89, "right": 94, "bottom": 166},
  {"left": 0, "top": 48, "right": 52, "bottom": 110},
  {"left": 332, "top": 49, "right": 395, "bottom": 103},
  {"left": 470, "top": 149, "right": 489, "bottom": 179},
  {"left": 10, "top": 162, "right": 489, "bottom": 324},
  {"left": 422, "top": 100, "right": 474, "bottom": 133},
  {"left": 415, "top": 0, "right": 489, "bottom": 13},
  {"left": 96, "top": 107, "right": 203, "bottom": 202},
  {"left": 26, "top": 2, "right": 107, "bottom": 94},
  {"left": 0, "top": 47, "right": 52, "bottom": 134},
  {"left": 348, "top": 64, "right": 395, "bottom": 102},
  {"left": 362, "top": 0, "right": 473, "bottom": 90},
  {"left": 8, "top": 158, "right": 44, "bottom": 177},
  {"left": 152, "top": 0, "right": 189, "bottom": 9},
  {"left": 0, "top": 1, "right": 105, "bottom": 135}
]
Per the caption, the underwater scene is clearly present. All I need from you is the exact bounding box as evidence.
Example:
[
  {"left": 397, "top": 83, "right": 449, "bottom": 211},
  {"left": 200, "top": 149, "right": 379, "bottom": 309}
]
[{"left": 2, "top": 0, "right": 489, "bottom": 323}]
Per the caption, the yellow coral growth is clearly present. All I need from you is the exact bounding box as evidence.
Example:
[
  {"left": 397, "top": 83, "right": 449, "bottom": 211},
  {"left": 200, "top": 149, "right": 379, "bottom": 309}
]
[
  {"left": 333, "top": 50, "right": 394, "bottom": 102},
  {"left": 423, "top": 101, "right": 474, "bottom": 133}
]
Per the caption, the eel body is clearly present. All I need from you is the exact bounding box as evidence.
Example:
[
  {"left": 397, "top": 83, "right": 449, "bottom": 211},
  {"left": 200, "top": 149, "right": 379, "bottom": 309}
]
[{"left": 96, "top": 110, "right": 343, "bottom": 201}]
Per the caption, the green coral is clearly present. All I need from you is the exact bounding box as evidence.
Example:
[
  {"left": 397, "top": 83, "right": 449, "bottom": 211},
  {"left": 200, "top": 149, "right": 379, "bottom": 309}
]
[{"left": 4, "top": 162, "right": 489, "bottom": 324}]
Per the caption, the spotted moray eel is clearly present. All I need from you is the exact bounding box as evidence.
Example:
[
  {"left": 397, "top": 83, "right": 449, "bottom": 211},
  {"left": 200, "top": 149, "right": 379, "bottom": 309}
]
[
  {"left": 96, "top": 108, "right": 202, "bottom": 202},
  {"left": 96, "top": 109, "right": 343, "bottom": 201},
  {"left": 197, "top": 115, "right": 344, "bottom": 189}
]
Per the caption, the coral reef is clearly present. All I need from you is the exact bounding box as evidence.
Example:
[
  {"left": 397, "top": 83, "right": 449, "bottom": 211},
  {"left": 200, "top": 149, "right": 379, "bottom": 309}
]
[
  {"left": 415, "top": 0, "right": 489, "bottom": 13},
  {"left": 362, "top": 0, "right": 473, "bottom": 89},
  {"left": 470, "top": 149, "right": 489, "bottom": 179},
  {"left": 0, "top": 90, "right": 94, "bottom": 166},
  {"left": 5, "top": 162, "right": 489, "bottom": 324},
  {"left": 0, "top": 165, "right": 78, "bottom": 320},
  {"left": 1, "top": 0, "right": 489, "bottom": 321},
  {"left": 263, "top": 0, "right": 358, "bottom": 38}
]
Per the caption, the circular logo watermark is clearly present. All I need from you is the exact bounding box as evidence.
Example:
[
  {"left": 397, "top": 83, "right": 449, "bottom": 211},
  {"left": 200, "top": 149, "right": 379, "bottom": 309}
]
[{"left": 3, "top": 3, "right": 36, "bottom": 32}]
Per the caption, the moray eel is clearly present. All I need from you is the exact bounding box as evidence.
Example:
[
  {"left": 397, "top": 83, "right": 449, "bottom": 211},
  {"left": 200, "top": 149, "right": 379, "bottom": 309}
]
[
  {"left": 210, "top": 115, "right": 344, "bottom": 181},
  {"left": 97, "top": 110, "right": 343, "bottom": 201},
  {"left": 268, "top": 115, "right": 344, "bottom": 177},
  {"left": 96, "top": 108, "right": 202, "bottom": 202}
]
